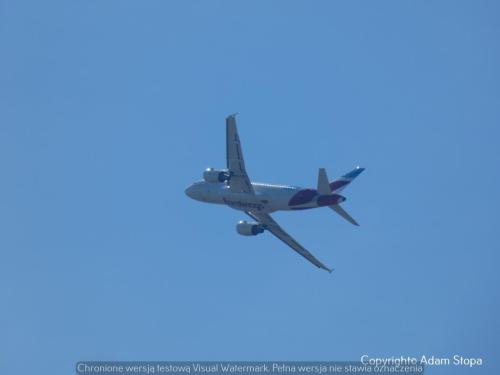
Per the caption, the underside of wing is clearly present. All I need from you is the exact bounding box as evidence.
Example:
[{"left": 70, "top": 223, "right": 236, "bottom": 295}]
[
  {"left": 226, "top": 115, "right": 254, "bottom": 194},
  {"left": 246, "top": 211, "right": 332, "bottom": 273}
]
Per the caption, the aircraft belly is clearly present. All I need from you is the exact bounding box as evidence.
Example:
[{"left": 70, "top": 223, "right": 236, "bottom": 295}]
[
  {"left": 208, "top": 185, "right": 310, "bottom": 213},
  {"left": 220, "top": 191, "right": 270, "bottom": 212}
]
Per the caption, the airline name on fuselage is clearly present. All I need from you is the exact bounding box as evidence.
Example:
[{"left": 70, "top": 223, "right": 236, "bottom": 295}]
[{"left": 222, "top": 197, "right": 264, "bottom": 211}]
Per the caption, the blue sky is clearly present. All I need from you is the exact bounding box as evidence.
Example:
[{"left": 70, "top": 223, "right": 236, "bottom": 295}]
[{"left": 1, "top": 1, "right": 499, "bottom": 374}]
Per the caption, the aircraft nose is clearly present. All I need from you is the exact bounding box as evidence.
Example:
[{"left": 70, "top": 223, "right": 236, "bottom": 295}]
[{"left": 184, "top": 185, "right": 194, "bottom": 198}]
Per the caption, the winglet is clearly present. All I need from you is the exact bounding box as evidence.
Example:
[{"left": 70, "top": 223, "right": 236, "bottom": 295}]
[{"left": 320, "top": 264, "right": 334, "bottom": 273}]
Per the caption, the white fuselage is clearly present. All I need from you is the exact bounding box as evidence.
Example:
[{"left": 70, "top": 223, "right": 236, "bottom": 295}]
[{"left": 185, "top": 181, "right": 321, "bottom": 213}]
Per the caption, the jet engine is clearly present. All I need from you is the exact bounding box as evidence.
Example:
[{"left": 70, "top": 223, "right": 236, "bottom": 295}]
[
  {"left": 203, "top": 168, "right": 231, "bottom": 183},
  {"left": 236, "top": 220, "right": 265, "bottom": 236}
]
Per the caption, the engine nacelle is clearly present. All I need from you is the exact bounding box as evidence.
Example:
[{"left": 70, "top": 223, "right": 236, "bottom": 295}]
[
  {"left": 236, "top": 220, "right": 264, "bottom": 236},
  {"left": 203, "top": 168, "right": 231, "bottom": 183}
]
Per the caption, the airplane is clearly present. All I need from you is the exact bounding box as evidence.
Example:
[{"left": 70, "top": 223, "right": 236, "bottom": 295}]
[{"left": 185, "top": 114, "right": 364, "bottom": 272}]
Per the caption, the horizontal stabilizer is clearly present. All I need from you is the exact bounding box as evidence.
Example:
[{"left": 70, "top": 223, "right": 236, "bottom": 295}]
[
  {"left": 329, "top": 204, "right": 359, "bottom": 226},
  {"left": 317, "top": 168, "right": 331, "bottom": 195}
]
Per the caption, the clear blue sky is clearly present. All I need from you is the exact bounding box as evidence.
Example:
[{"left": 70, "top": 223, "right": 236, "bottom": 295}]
[{"left": 1, "top": 1, "right": 499, "bottom": 374}]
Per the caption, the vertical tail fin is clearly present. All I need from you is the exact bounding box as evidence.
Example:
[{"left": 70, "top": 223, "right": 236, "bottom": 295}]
[{"left": 329, "top": 166, "right": 365, "bottom": 193}]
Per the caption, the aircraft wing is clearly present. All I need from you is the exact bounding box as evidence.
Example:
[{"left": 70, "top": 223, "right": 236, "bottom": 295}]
[
  {"left": 246, "top": 211, "right": 333, "bottom": 273},
  {"left": 226, "top": 114, "right": 254, "bottom": 194}
]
